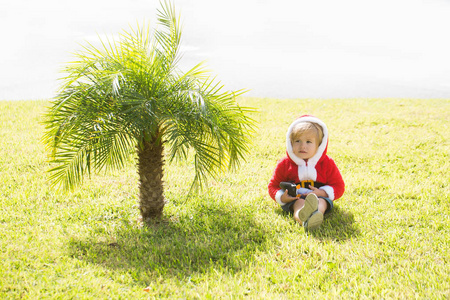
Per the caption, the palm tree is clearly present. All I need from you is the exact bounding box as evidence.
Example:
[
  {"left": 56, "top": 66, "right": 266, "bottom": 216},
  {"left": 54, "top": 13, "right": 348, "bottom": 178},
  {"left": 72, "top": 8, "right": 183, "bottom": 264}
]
[{"left": 42, "top": 1, "right": 255, "bottom": 221}]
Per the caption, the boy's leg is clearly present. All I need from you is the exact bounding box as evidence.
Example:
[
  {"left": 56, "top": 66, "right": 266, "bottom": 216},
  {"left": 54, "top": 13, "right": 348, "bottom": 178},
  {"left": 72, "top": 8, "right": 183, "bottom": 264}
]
[
  {"left": 292, "top": 198, "right": 305, "bottom": 224},
  {"left": 293, "top": 194, "right": 319, "bottom": 224},
  {"left": 318, "top": 197, "right": 329, "bottom": 214},
  {"left": 292, "top": 195, "right": 331, "bottom": 228},
  {"left": 298, "top": 194, "right": 319, "bottom": 221},
  {"left": 304, "top": 197, "right": 331, "bottom": 230}
]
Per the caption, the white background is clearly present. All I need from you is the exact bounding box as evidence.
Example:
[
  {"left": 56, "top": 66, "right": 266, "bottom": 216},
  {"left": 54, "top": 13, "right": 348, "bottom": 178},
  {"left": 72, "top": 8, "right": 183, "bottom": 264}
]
[{"left": 1, "top": 0, "right": 450, "bottom": 100}]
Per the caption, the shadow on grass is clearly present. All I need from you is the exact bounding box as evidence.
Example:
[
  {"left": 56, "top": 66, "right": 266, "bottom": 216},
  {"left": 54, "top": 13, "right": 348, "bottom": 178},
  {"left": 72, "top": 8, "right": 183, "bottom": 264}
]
[
  {"left": 309, "top": 205, "right": 360, "bottom": 241},
  {"left": 68, "top": 201, "right": 269, "bottom": 283},
  {"left": 275, "top": 205, "right": 360, "bottom": 241}
]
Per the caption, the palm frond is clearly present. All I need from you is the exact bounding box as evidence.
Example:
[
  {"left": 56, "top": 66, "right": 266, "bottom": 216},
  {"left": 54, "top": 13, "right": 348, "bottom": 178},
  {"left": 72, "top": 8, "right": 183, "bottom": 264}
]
[
  {"left": 43, "top": 0, "right": 256, "bottom": 192},
  {"left": 160, "top": 73, "right": 256, "bottom": 190}
]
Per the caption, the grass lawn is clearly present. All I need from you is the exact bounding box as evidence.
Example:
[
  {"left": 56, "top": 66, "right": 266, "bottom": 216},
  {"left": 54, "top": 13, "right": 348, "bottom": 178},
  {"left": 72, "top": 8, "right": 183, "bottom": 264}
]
[{"left": 1, "top": 98, "right": 449, "bottom": 299}]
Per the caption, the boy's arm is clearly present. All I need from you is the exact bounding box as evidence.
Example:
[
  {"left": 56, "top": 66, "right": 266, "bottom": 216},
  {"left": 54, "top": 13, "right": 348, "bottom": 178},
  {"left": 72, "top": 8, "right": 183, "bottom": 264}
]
[
  {"left": 280, "top": 190, "right": 299, "bottom": 204},
  {"left": 319, "top": 158, "right": 345, "bottom": 201},
  {"left": 307, "top": 185, "right": 329, "bottom": 198},
  {"left": 268, "top": 158, "right": 296, "bottom": 205}
]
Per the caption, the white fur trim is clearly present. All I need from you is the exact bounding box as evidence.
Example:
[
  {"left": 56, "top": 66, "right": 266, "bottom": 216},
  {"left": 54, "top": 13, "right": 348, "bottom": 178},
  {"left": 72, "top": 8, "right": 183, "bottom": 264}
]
[
  {"left": 320, "top": 185, "right": 334, "bottom": 200},
  {"left": 286, "top": 116, "right": 329, "bottom": 168},
  {"left": 275, "top": 189, "right": 286, "bottom": 206},
  {"left": 297, "top": 165, "right": 317, "bottom": 181}
]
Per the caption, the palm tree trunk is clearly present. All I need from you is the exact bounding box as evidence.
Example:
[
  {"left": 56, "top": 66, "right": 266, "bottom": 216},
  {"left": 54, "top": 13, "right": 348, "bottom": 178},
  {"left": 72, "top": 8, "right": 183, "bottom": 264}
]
[{"left": 137, "top": 138, "right": 165, "bottom": 221}]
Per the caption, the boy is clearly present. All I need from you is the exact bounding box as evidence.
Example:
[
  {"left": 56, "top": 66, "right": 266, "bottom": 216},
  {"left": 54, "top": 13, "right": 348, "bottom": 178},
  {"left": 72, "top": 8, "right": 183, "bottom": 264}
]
[{"left": 268, "top": 115, "right": 345, "bottom": 230}]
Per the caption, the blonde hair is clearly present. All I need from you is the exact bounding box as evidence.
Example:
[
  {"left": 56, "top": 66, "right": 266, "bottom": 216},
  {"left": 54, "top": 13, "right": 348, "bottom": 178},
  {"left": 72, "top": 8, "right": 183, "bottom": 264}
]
[{"left": 290, "top": 122, "right": 324, "bottom": 144}]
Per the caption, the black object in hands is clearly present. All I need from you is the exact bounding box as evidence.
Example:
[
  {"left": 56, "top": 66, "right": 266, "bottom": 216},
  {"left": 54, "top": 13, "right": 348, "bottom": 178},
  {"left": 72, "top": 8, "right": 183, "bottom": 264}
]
[{"left": 279, "top": 182, "right": 297, "bottom": 197}]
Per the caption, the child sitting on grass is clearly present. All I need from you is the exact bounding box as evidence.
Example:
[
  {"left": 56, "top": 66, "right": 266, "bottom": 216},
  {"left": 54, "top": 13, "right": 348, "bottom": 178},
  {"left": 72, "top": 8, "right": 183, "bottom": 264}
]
[{"left": 268, "top": 115, "right": 345, "bottom": 230}]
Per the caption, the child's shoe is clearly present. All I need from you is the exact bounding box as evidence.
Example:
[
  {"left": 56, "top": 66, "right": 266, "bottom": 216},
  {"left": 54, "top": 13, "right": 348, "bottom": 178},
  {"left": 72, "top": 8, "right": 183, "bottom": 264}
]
[
  {"left": 303, "top": 210, "right": 323, "bottom": 230},
  {"left": 298, "top": 193, "right": 319, "bottom": 221}
]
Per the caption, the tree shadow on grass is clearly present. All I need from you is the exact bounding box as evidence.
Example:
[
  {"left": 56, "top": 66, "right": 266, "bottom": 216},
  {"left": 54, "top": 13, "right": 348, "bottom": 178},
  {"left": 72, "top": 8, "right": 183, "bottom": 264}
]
[
  {"left": 68, "top": 201, "right": 269, "bottom": 284},
  {"left": 275, "top": 204, "right": 360, "bottom": 242}
]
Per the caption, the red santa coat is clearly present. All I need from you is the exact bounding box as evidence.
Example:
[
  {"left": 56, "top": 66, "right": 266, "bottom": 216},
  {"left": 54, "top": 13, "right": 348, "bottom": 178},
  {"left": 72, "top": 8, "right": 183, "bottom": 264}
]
[{"left": 268, "top": 116, "right": 345, "bottom": 206}]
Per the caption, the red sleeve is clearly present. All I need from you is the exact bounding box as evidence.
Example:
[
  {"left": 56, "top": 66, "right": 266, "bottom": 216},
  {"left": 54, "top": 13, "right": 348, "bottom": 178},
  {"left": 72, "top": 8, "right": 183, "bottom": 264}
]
[
  {"left": 322, "top": 158, "right": 345, "bottom": 200},
  {"left": 268, "top": 158, "right": 297, "bottom": 201}
]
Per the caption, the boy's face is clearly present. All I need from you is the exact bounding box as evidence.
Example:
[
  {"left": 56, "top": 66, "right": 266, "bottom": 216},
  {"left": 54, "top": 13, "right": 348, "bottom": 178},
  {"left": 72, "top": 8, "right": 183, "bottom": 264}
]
[{"left": 291, "top": 130, "right": 319, "bottom": 160}]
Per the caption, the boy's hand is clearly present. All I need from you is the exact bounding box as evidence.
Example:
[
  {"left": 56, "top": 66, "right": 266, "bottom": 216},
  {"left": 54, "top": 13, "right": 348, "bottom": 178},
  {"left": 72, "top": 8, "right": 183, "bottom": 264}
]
[
  {"left": 307, "top": 185, "right": 328, "bottom": 198},
  {"left": 280, "top": 190, "right": 298, "bottom": 203}
]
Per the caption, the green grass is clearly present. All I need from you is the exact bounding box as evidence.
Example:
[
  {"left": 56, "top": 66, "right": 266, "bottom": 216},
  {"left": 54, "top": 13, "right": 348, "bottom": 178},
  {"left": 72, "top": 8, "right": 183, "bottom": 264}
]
[{"left": 1, "top": 98, "right": 449, "bottom": 299}]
